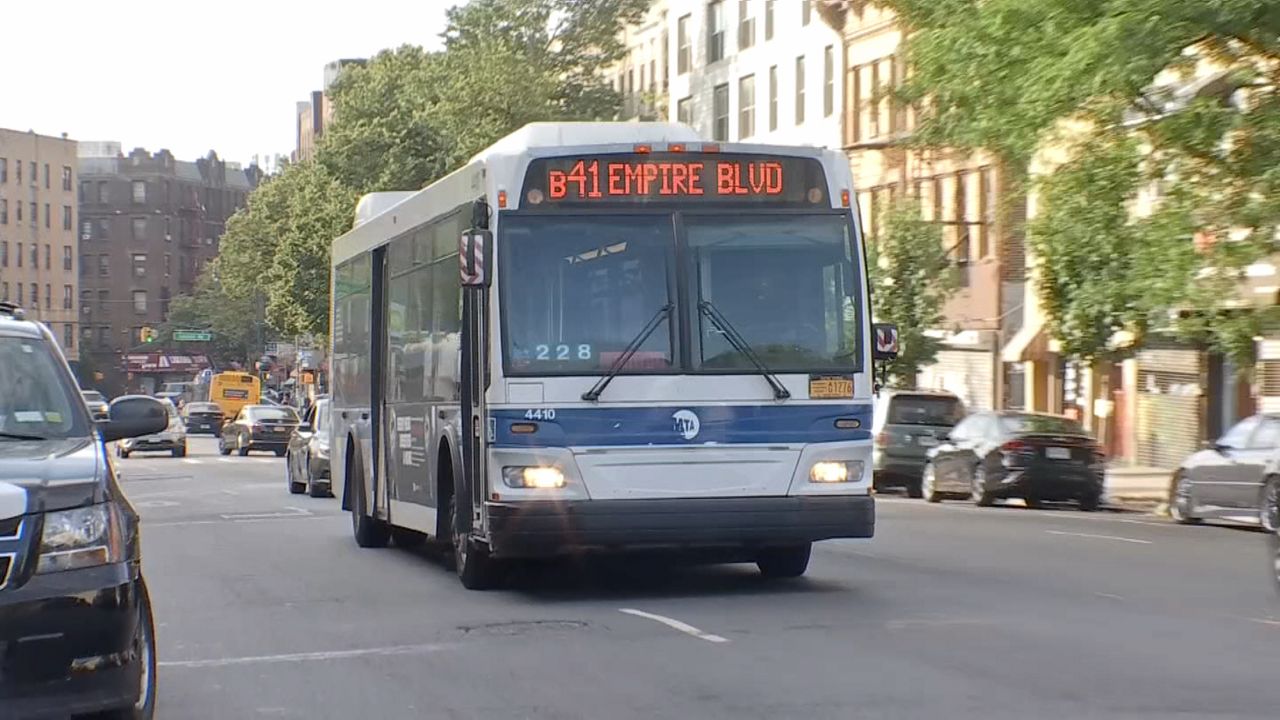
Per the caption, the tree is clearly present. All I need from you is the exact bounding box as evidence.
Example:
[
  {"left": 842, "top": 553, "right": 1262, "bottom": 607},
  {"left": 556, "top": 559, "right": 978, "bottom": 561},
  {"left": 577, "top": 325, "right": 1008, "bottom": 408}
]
[
  {"left": 867, "top": 199, "right": 958, "bottom": 387},
  {"left": 886, "top": 0, "right": 1280, "bottom": 364},
  {"left": 162, "top": 267, "right": 266, "bottom": 366}
]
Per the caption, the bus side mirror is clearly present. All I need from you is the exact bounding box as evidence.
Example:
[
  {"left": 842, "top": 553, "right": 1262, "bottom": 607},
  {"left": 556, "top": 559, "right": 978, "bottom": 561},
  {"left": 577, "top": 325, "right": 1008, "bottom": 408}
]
[
  {"left": 460, "top": 229, "right": 492, "bottom": 288},
  {"left": 872, "top": 323, "right": 899, "bottom": 361}
]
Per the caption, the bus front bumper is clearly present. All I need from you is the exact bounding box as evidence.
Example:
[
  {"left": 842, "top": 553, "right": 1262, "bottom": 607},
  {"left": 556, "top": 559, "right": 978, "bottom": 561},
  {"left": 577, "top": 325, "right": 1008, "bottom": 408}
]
[{"left": 484, "top": 495, "right": 874, "bottom": 559}]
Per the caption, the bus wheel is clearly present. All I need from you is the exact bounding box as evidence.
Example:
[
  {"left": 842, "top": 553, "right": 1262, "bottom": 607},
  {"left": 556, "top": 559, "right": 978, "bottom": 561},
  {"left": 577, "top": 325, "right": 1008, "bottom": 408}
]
[
  {"left": 448, "top": 492, "right": 500, "bottom": 590},
  {"left": 350, "top": 460, "right": 390, "bottom": 548},
  {"left": 756, "top": 543, "right": 812, "bottom": 579}
]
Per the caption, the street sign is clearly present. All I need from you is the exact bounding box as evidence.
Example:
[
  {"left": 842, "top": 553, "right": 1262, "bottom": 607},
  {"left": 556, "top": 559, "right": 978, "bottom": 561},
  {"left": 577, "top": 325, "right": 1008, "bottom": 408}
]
[
  {"left": 873, "top": 323, "right": 900, "bottom": 360},
  {"left": 173, "top": 330, "right": 213, "bottom": 342}
]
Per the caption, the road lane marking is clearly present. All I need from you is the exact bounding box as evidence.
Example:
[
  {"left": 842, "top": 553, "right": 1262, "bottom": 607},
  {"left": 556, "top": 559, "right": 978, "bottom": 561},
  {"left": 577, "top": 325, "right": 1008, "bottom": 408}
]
[
  {"left": 1093, "top": 592, "right": 1125, "bottom": 601},
  {"left": 147, "top": 515, "right": 338, "bottom": 528},
  {"left": 159, "top": 642, "right": 454, "bottom": 669},
  {"left": 1247, "top": 617, "right": 1280, "bottom": 627},
  {"left": 618, "top": 608, "right": 729, "bottom": 643},
  {"left": 180, "top": 458, "right": 202, "bottom": 465},
  {"left": 219, "top": 507, "right": 311, "bottom": 521},
  {"left": 1045, "top": 529, "right": 1151, "bottom": 545}
]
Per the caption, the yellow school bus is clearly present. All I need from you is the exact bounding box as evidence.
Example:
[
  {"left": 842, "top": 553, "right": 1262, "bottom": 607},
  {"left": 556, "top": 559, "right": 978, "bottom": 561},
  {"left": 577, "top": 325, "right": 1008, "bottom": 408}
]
[{"left": 208, "top": 372, "right": 261, "bottom": 419}]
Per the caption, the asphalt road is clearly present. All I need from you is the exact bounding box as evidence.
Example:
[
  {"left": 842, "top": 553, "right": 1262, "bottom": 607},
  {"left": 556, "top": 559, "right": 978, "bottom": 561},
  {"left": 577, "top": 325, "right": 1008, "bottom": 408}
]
[{"left": 115, "top": 436, "right": 1280, "bottom": 720}]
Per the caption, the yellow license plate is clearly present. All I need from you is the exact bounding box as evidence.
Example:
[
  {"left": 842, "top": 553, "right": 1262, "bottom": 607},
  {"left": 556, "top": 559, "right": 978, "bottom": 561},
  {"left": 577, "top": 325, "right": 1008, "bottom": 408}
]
[{"left": 809, "top": 376, "right": 854, "bottom": 399}]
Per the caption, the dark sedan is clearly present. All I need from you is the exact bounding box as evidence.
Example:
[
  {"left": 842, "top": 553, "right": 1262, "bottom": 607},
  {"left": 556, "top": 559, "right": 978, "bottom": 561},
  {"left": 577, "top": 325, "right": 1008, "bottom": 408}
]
[
  {"left": 287, "top": 397, "right": 332, "bottom": 498},
  {"left": 923, "top": 411, "right": 1105, "bottom": 510},
  {"left": 181, "top": 401, "right": 225, "bottom": 435},
  {"left": 219, "top": 404, "right": 299, "bottom": 457},
  {"left": 1168, "top": 414, "right": 1280, "bottom": 530}
]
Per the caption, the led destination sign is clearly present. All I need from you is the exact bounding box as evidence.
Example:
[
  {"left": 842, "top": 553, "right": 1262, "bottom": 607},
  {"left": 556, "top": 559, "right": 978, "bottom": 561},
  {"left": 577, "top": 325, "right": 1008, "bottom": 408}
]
[{"left": 521, "top": 153, "right": 831, "bottom": 208}]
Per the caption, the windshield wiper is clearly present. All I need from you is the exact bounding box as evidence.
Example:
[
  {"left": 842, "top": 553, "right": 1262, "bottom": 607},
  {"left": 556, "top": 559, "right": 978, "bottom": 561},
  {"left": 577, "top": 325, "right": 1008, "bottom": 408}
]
[
  {"left": 582, "top": 304, "right": 674, "bottom": 402},
  {"left": 0, "top": 431, "right": 49, "bottom": 441},
  {"left": 698, "top": 300, "right": 791, "bottom": 400}
]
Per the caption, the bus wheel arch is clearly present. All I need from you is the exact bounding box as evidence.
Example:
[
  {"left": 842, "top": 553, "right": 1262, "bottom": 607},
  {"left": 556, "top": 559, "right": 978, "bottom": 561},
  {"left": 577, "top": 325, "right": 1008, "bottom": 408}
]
[{"left": 340, "top": 435, "right": 358, "bottom": 512}]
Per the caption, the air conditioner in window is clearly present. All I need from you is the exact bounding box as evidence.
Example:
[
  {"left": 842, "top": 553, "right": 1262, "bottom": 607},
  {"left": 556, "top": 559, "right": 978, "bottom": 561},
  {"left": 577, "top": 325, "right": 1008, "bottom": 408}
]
[
  {"left": 165, "top": 234, "right": 172, "bottom": 241},
  {"left": 81, "top": 234, "right": 90, "bottom": 241}
]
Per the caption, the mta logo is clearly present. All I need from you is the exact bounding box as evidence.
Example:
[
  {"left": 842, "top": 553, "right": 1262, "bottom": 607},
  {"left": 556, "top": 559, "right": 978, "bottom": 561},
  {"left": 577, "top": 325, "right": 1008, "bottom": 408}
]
[{"left": 672, "top": 409, "right": 700, "bottom": 441}]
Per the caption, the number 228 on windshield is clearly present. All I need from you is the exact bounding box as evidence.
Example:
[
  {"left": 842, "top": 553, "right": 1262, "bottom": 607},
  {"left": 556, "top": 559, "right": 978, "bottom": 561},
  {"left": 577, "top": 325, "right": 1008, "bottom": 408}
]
[{"left": 534, "top": 344, "right": 593, "bottom": 361}]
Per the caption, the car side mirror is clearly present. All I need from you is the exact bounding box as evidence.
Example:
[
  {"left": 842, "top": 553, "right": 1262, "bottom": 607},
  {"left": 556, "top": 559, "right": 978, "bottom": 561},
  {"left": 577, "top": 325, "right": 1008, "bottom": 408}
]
[{"left": 99, "top": 396, "right": 169, "bottom": 443}]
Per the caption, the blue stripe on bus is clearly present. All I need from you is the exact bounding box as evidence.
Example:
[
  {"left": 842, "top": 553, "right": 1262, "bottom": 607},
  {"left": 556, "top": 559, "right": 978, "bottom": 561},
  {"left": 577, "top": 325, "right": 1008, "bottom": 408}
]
[{"left": 490, "top": 404, "right": 873, "bottom": 448}]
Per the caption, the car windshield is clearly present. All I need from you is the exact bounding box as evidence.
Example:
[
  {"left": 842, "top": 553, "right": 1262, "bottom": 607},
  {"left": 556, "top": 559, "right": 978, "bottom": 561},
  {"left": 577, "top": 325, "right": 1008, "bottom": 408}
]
[
  {"left": 81, "top": 390, "right": 105, "bottom": 403},
  {"left": 249, "top": 407, "right": 298, "bottom": 422},
  {"left": 999, "top": 414, "right": 1086, "bottom": 435},
  {"left": 887, "top": 395, "right": 965, "bottom": 426},
  {"left": 499, "top": 213, "right": 862, "bottom": 374},
  {"left": 0, "top": 336, "right": 90, "bottom": 440}
]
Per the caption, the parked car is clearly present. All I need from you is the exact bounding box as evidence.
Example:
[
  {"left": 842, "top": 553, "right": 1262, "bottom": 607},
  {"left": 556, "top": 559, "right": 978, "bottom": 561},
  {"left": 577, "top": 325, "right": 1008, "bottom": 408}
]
[
  {"left": 182, "top": 401, "right": 225, "bottom": 435},
  {"left": 923, "top": 411, "right": 1105, "bottom": 510},
  {"left": 872, "top": 389, "right": 965, "bottom": 497},
  {"left": 0, "top": 300, "right": 165, "bottom": 717},
  {"left": 286, "top": 396, "right": 332, "bottom": 497},
  {"left": 1169, "top": 414, "right": 1280, "bottom": 530},
  {"left": 117, "top": 398, "right": 188, "bottom": 458},
  {"left": 219, "top": 404, "right": 300, "bottom": 457},
  {"left": 80, "top": 389, "right": 110, "bottom": 421}
]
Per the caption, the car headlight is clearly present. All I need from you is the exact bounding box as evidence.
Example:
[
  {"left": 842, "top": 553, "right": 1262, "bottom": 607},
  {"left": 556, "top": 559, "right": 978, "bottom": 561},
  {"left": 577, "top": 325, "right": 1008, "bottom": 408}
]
[
  {"left": 502, "top": 466, "right": 566, "bottom": 488},
  {"left": 810, "top": 460, "right": 866, "bottom": 483},
  {"left": 37, "top": 503, "right": 125, "bottom": 574}
]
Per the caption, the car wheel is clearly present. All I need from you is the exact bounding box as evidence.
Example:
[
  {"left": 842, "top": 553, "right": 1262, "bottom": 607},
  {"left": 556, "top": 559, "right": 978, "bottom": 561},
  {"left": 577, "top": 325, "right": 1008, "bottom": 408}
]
[
  {"left": 172, "top": 445, "right": 187, "bottom": 458},
  {"left": 350, "top": 459, "right": 391, "bottom": 548},
  {"left": 1169, "top": 471, "right": 1201, "bottom": 524},
  {"left": 218, "top": 438, "right": 231, "bottom": 456},
  {"left": 906, "top": 476, "right": 924, "bottom": 499},
  {"left": 971, "top": 466, "right": 995, "bottom": 507},
  {"left": 757, "top": 543, "right": 813, "bottom": 578},
  {"left": 921, "top": 463, "right": 942, "bottom": 503},
  {"left": 237, "top": 434, "right": 250, "bottom": 457},
  {"left": 103, "top": 580, "right": 157, "bottom": 719},
  {"left": 275, "top": 448, "right": 287, "bottom": 457},
  {"left": 120, "top": 449, "right": 131, "bottom": 459},
  {"left": 1079, "top": 488, "right": 1101, "bottom": 512},
  {"left": 448, "top": 491, "right": 500, "bottom": 589},
  {"left": 287, "top": 456, "right": 305, "bottom": 495},
  {"left": 1024, "top": 491, "right": 1044, "bottom": 510},
  {"left": 1258, "top": 476, "right": 1279, "bottom": 533}
]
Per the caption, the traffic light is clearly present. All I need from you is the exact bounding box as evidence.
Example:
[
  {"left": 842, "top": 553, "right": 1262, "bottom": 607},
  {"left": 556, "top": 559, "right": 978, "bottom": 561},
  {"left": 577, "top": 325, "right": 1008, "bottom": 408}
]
[{"left": 140, "top": 327, "right": 157, "bottom": 343}]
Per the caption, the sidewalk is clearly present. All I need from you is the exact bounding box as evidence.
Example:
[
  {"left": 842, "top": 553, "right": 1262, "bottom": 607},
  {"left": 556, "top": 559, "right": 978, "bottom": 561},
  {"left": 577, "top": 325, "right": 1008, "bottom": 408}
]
[{"left": 1105, "top": 465, "right": 1173, "bottom": 511}]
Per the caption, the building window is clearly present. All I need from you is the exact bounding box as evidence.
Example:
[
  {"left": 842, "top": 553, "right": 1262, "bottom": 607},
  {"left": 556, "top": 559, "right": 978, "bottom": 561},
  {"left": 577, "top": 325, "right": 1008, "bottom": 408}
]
[
  {"left": 62, "top": 205, "right": 72, "bottom": 231},
  {"left": 16, "top": 243, "right": 21, "bottom": 268},
  {"left": 661, "top": 31, "right": 669, "bottom": 90},
  {"left": 30, "top": 284, "right": 38, "bottom": 308},
  {"left": 0, "top": 242, "right": 6, "bottom": 267},
  {"left": 0, "top": 198, "right": 6, "bottom": 224},
  {"left": 713, "top": 83, "right": 730, "bottom": 141},
  {"left": 16, "top": 284, "right": 22, "bottom": 306},
  {"left": 802, "top": 0, "right": 811, "bottom": 25},
  {"left": 164, "top": 216, "right": 172, "bottom": 241},
  {"left": 97, "top": 219, "right": 110, "bottom": 239},
  {"left": 707, "top": 1, "right": 726, "bottom": 63},
  {"left": 164, "top": 254, "right": 172, "bottom": 276},
  {"left": 738, "top": 0, "right": 755, "bottom": 50},
  {"left": 44, "top": 203, "right": 51, "bottom": 229},
  {"left": 63, "top": 324, "right": 73, "bottom": 350},
  {"left": 97, "top": 182, "right": 109, "bottom": 204},
  {"left": 795, "top": 56, "right": 806, "bottom": 124},
  {"left": 81, "top": 220, "right": 92, "bottom": 239},
  {"left": 677, "top": 96, "right": 694, "bottom": 125},
  {"left": 133, "top": 254, "right": 147, "bottom": 278},
  {"left": 97, "top": 326, "right": 110, "bottom": 346},
  {"left": 649, "top": 58, "right": 656, "bottom": 94},
  {"left": 132, "top": 217, "right": 146, "bottom": 240},
  {"left": 765, "top": 0, "right": 775, "bottom": 40},
  {"left": 0, "top": 158, "right": 6, "bottom": 183},
  {"left": 62, "top": 166, "right": 72, "bottom": 191},
  {"left": 63, "top": 246, "right": 72, "bottom": 270},
  {"left": 98, "top": 255, "right": 109, "bottom": 277},
  {"left": 45, "top": 284, "right": 51, "bottom": 310},
  {"left": 98, "top": 290, "right": 109, "bottom": 310},
  {"left": 738, "top": 74, "right": 756, "bottom": 139},
  {"left": 29, "top": 202, "right": 37, "bottom": 227},
  {"left": 62, "top": 285, "right": 73, "bottom": 310},
  {"left": 768, "top": 65, "right": 779, "bottom": 131},
  {"left": 15, "top": 161, "right": 21, "bottom": 184},
  {"left": 79, "top": 180, "right": 88, "bottom": 201},
  {"left": 80, "top": 324, "right": 92, "bottom": 343},
  {"left": 43, "top": 164, "right": 50, "bottom": 189},
  {"left": 1, "top": 283, "right": 6, "bottom": 301},
  {"left": 132, "top": 290, "right": 148, "bottom": 314},
  {"left": 29, "top": 162, "right": 36, "bottom": 186},
  {"left": 15, "top": 201, "right": 21, "bottom": 224},
  {"left": 824, "top": 46, "right": 835, "bottom": 117},
  {"left": 29, "top": 244, "right": 38, "bottom": 268},
  {"left": 44, "top": 244, "right": 50, "bottom": 270},
  {"left": 132, "top": 181, "right": 147, "bottom": 204}
]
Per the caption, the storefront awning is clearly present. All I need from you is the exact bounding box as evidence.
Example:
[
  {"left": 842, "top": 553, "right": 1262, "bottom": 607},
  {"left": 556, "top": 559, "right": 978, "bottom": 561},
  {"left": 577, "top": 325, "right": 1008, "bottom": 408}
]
[{"left": 1001, "top": 320, "right": 1049, "bottom": 363}]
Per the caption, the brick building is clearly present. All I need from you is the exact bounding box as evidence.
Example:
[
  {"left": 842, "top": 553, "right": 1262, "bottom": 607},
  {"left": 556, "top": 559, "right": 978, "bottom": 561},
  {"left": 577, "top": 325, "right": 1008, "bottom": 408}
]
[
  {"left": 0, "top": 128, "right": 80, "bottom": 360},
  {"left": 77, "top": 143, "right": 260, "bottom": 391}
]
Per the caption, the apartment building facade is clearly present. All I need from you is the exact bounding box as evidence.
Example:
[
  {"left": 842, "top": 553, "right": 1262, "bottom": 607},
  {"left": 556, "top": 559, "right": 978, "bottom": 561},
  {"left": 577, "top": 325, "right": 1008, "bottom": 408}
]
[
  {"left": 0, "top": 128, "right": 80, "bottom": 360},
  {"left": 76, "top": 143, "right": 258, "bottom": 385}
]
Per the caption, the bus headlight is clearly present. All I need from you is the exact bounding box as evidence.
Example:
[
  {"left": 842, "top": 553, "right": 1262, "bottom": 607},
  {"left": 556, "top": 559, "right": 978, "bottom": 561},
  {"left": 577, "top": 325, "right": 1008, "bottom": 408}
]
[
  {"left": 37, "top": 503, "right": 124, "bottom": 574},
  {"left": 502, "top": 466, "right": 567, "bottom": 489},
  {"left": 810, "top": 461, "right": 865, "bottom": 483}
]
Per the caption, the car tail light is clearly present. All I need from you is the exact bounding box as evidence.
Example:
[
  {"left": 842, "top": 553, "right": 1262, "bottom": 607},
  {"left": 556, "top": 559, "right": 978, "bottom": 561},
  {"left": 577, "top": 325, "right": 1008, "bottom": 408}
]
[{"left": 1001, "top": 440, "right": 1031, "bottom": 453}]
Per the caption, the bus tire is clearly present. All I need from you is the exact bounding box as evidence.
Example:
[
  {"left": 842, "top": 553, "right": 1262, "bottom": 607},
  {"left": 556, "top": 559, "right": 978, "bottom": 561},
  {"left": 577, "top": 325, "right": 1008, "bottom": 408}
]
[
  {"left": 350, "top": 457, "right": 390, "bottom": 548},
  {"left": 756, "top": 543, "right": 812, "bottom": 579},
  {"left": 448, "top": 492, "right": 500, "bottom": 590}
]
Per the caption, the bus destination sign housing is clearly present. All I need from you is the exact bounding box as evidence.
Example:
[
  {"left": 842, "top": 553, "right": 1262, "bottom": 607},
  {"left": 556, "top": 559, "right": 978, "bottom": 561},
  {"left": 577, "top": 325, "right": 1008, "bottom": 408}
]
[{"left": 521, "top": 153, "right": 831, "bottom": 209}]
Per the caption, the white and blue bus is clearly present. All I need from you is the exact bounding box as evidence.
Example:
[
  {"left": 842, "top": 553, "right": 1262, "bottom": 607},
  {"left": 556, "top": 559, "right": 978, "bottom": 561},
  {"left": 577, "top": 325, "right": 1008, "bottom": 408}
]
[{"left": 329, "top": 123, "right": 892, "bottom": 589}]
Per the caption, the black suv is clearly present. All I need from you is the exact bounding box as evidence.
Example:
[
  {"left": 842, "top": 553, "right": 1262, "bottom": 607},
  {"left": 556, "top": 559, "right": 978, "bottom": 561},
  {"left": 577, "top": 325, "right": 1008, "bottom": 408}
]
[{"left": 0, "top": 302, "right": 167, "bottom": 718}]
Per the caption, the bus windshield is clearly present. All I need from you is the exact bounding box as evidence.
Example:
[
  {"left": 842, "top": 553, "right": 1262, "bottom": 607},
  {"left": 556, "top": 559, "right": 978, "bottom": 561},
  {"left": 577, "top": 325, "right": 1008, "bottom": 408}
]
[{"left": 499, "top": 212, "right": 861, "bottom": 375}]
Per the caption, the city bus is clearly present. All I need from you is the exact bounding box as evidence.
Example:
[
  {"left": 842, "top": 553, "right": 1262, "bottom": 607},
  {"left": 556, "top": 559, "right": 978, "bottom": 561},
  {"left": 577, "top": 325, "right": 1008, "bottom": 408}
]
[
  {"left": 329, "top": 122, "right": 892, "bottom": 589},
  {"left": 208, "top": 371, "right": 261, "bottom": 420}
]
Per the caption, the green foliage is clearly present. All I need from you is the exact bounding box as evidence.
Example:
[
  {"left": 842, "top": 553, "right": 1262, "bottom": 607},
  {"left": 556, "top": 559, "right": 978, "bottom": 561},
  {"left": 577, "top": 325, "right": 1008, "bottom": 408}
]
[
  {"left": 867, "top": 199, "right": 958, "bottom": 387},
  {"left": 162, "top": 266, "right": 265, "bottom": 365},
  {"left": 887, "top": 0, "right": 1280, "bottom": 366}
]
